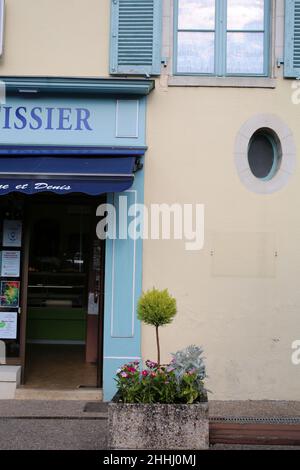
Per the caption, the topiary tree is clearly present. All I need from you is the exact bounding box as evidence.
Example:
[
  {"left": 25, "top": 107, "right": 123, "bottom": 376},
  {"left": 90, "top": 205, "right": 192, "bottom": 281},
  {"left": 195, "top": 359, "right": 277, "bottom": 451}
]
[{"left": 137, "top": 288, "right": 177, "bottom": 365}]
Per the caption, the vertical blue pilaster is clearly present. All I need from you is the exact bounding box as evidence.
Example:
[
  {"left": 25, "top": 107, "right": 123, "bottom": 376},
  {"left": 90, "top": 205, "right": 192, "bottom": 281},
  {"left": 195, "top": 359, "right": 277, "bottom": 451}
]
[{"left": 102, "top": 167, "right": 144, "bottom": 401}]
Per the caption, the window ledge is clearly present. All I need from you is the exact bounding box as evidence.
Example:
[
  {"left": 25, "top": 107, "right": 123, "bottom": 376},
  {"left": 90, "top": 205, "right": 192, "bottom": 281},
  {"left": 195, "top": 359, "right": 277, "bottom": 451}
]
[{"left": 168, "top": 76, "right": 277, "bottom": 89}]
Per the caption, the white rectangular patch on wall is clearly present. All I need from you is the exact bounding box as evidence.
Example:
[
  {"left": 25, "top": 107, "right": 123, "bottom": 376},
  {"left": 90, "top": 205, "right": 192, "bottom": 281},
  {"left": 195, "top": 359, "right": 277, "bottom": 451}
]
[
  {"left": 211, "top": 232, "right": 277, "bottom": 278},
  {"left": 116, "top": 100, "right": 139, "bottom": 138}
]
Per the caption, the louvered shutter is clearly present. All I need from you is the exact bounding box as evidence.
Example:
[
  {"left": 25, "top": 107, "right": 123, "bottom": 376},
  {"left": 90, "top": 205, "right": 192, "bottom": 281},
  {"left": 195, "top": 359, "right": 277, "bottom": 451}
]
[
  {"left": 110, "top": 0, "right": 162, "bottom": 75},
  {"left": 284, "top": 0, "right": 300, "bottom": 77}
]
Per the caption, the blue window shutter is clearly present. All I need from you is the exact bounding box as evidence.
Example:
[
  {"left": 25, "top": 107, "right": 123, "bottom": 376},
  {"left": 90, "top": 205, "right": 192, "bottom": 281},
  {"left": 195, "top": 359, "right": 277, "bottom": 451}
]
[
  {"left": 285, "top": 0, "right": 300, "bottom": 77},
  {"left": 110, "top": 0, "right": 162, "bottom": 75}
]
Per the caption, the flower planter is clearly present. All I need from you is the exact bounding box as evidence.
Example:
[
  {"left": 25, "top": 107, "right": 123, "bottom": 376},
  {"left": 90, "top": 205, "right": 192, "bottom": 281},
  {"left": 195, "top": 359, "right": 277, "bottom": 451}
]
[{"left": 108, "top": 401, "right": 209, "bottom": 450}]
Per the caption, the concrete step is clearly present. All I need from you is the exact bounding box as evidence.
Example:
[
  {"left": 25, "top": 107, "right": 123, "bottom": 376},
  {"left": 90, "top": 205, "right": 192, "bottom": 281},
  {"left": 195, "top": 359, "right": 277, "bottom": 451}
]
[
  {"left": 0, "top": 399, "right": 107, "bottom": 418},
  {"left": 0, "top": 366, "right": 21, "bottom": 399},
  {"left": 15, "top": 388, "right": 103, "bottom": 401}
]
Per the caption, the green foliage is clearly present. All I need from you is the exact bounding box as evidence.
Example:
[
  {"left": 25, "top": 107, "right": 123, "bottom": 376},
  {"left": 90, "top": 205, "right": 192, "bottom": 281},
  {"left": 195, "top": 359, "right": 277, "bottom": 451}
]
[
  {"left": 114, "top": 350, "right": 208, "bottom": 405},
  {"left": 171, "top": 345, "right": 206, "bottom": 382},
  {"left": 137, "top": 288, "right": 177, "bottom": 327}
]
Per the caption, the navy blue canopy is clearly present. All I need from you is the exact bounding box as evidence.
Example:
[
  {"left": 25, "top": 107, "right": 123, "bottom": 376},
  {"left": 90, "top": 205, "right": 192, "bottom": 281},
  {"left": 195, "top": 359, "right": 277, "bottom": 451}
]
[{"left": 0, "top": 155, "right": 137, "bottom": 196}]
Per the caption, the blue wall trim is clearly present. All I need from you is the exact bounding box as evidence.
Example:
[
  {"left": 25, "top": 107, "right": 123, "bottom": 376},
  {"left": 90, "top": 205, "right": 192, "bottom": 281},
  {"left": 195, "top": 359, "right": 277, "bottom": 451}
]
[
  {"left": 0, "top": 145, "right": 147, "bottom": 156},
  {"left": 102, "top": 166, "right": 144, "bottom": 401},
  {"left": 0, "top": 76, "right": 155, "bottom": 96}
]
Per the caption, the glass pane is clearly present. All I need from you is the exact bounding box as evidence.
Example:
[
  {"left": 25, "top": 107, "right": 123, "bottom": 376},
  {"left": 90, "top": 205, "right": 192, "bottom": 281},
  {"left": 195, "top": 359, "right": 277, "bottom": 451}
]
[
  {"left": 227, "top": 0, "right": 264, "bottom": 31},
  {"left": 227, "top": 32, "right": 264, "bottom": 74},
  {"left": 177, "top": 32, "right": 215, "bottom": 73},
  {"left": 28, "top": 204, "right": 91, "bottom": 310},
  {"left": 178, "top": 0, "right": 215, "bottom": 30},
  {"left": 248, "top": 133, "right": 275, "bottom": 179}
]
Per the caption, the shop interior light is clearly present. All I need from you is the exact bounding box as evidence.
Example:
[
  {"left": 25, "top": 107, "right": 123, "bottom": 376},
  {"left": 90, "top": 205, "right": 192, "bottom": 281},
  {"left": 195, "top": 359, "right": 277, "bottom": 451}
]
[{"left": 17, "top": 89, "right": 39, "bottom": 94}]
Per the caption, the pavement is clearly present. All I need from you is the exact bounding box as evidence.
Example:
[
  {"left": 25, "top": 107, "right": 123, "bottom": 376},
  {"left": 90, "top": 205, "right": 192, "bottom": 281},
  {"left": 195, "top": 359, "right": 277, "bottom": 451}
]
[
  {"left": 0, "top": 400, "right": 108, "bottom": 450},
  {"left": 209, "top": 400, "right": 300, "bottom": 418},
  {"left": 0, "top": 400, "right": 300, "bottom": 450}
]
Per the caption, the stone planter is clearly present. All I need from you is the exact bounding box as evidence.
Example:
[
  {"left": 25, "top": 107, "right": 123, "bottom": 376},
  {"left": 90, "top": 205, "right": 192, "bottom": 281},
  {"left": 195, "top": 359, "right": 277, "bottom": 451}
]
[{"left": 108, "top": 402, "right": 209, "bottom": 450}]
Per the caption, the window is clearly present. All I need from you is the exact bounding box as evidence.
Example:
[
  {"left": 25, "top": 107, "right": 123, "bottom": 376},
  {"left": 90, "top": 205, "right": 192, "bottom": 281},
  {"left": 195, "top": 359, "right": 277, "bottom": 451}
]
[
  {"left": 248, "top": 129, "right": 281, "bottom": 181},
  {"left": 234, "top": 115, "right": 296, "bottom": 195},
  {"left": 175, "top": 0, "right": 270, "bottom": 76}
]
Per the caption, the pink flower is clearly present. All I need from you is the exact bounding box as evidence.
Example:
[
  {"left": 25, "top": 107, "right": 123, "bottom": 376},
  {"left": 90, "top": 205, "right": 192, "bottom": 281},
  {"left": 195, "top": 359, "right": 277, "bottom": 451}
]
[
  {"left": 121, "top": 372, "right": 128, "bottom": 378},
  {"left": 142, "top": 370, "right": 148, "bottom": 377},
  {"left": 146, "top": 360, "right": 158, "bottom": 369},
  {"left": 127, "top": 367, "right": 136, "bottom": 373},
  {"left": 150, "top": 372, "right": 157, "bottom": 378}
]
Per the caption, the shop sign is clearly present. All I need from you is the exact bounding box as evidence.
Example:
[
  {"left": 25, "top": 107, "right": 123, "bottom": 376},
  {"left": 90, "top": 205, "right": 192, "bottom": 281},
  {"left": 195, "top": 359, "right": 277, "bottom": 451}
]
[
  {"left": 0, "top": 312, "right": 17, "bottom": 339},
  {"left": 1, "top": 251, "right": 21, "bottom": 277},
  {"left": 0, "top": 97, "right": 145, "bottom": 147},
  {"left": 3, "top": 220, "right": 22, "bottom": 247}
]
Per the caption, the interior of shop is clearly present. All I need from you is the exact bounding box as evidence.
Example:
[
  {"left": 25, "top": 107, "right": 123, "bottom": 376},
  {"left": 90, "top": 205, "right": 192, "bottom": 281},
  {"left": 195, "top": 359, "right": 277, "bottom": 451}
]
[{"left": 0, "top": 193, "right": 104, "bottom": 390}]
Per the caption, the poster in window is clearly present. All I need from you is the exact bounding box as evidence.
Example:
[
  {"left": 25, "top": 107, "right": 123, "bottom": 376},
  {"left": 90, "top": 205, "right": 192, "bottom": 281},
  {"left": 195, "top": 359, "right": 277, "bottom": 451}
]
[
  {"left": 0, "top": 281, "right": 20, "bottom": 308},
  {"left": 0, "top": 312, "right": 17, "bottom": 339},
  {"left": 2, "top": 220, "right": 22, "bottom": 247},
  {"left": 1, "top": 251, "right": 20, "bottom": 277}
]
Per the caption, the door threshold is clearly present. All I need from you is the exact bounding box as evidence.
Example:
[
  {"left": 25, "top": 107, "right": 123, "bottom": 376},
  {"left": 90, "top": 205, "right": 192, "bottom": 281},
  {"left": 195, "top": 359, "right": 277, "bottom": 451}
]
[{"left": 14, "top": 387, "right": 103, "bottom": 401}]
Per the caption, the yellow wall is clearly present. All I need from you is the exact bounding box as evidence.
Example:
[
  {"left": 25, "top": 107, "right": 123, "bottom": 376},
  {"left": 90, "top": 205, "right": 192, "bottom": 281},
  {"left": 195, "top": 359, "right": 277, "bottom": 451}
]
[
  {"left": 1, "top": 0, "right": 299, "bottom": 400},
  {"left": 0, "top": 0, "right": 109, "bottom": 77},
  {"left": 143, "top": 79, "right": 300, "bottom": 400}
]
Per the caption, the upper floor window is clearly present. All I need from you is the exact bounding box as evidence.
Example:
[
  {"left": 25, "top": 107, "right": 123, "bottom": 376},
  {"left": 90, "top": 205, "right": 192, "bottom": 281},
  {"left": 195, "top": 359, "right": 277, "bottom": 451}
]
[{"left": 174, "top": 0, "right": 270, "bottom": 76}]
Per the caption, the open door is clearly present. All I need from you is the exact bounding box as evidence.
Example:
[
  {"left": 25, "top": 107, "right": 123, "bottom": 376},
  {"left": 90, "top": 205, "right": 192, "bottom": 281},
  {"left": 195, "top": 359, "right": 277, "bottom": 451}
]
[{"left": 19, "top": 195, "right": 105, "bottom": 389}]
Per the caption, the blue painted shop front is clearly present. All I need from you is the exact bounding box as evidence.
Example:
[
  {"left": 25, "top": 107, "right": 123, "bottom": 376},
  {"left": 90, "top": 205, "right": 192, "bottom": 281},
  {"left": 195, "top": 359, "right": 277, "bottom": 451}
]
[{"left": 0, "top": 78, "right": 154, "bottom": 400}]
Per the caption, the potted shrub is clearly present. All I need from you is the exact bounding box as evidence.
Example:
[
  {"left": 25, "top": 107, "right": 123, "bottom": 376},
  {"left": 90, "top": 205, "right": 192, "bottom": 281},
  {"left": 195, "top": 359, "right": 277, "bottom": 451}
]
[{"left": 108, "top": 288, "right": 209, "bottom": 450}]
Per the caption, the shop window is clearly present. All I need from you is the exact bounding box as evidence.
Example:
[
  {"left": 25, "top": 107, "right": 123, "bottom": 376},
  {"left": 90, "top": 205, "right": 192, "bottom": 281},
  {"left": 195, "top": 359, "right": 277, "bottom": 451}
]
[
  {"left": 248, "top": 129, "right": 281, "bottom": 181},
  {"left": 174, "top": 0, "right": 270, "bottom": 76}
]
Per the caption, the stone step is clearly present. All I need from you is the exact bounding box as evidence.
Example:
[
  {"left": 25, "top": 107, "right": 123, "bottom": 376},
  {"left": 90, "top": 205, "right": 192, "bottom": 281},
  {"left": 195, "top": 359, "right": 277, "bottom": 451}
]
[
  {"left": 0, "top": 399, "right": 107, "bottom": 418},
  {"left": 15, "top": 388, "right": 103, "bottom": 401},
  {"left": 0, "top": 366, "right": 21, "bottom": 399}
]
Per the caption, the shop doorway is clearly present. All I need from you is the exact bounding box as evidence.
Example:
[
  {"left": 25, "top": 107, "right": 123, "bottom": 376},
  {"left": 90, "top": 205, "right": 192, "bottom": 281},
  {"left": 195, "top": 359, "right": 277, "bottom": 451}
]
[{"left": 22, "top": 194, "right": 105, "bottom": 390}]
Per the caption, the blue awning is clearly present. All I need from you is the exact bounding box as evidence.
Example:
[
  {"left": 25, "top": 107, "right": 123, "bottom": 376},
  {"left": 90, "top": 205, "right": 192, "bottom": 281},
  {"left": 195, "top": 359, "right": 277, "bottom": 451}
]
[{"left": 0, "top": 155, "right": 137, "bottom": 196}]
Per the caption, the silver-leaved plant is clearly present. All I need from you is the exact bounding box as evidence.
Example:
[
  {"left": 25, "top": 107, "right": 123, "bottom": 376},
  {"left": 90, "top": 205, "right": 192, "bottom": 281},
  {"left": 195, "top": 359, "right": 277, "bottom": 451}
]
[{"left": 171, "top": 345, "right": 207, "bottom": 383}]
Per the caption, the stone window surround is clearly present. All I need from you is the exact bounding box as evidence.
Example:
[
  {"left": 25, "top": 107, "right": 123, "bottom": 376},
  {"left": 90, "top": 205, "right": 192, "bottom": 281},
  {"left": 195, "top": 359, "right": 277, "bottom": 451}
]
[
  {"left": 234, "top": 114, "right": 296, "bottom": 194},
  {"left": 162, "top": 0, "right": 284, "bottom": 88}
]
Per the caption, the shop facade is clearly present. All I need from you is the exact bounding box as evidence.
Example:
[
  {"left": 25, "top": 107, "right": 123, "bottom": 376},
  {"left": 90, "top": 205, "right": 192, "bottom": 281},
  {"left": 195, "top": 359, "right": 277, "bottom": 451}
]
[{"left": 0, "top": 77, "right": 154, "bottom": 400}]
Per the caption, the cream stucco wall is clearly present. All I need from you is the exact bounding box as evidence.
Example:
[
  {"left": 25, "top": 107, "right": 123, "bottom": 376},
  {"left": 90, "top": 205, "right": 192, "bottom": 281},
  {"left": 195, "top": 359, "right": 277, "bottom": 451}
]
[
  {"left": 142, "top": 78, "right": 300, "bottom": 401},
  {"left": 0, "top": 0, "right": 299, "bottom": 400},
  {"left": 0, "top": 0, "right": 109, "bottom": 77},
  {"left": 140, "top": 0, "right": 300, "bottom": 401}
]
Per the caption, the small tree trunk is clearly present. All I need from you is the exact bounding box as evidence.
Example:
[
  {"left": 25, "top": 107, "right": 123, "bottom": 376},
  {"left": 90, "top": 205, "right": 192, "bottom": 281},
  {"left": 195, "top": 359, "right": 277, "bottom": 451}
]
[{"left": 155, "top": 325, "right": 160, "bottom": 365}]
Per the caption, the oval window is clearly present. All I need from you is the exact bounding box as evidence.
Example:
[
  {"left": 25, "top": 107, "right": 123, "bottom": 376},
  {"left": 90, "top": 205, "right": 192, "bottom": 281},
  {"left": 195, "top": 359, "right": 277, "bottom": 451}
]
[{"left": 248, "top": 129, "right": 281, "bottom": 181}]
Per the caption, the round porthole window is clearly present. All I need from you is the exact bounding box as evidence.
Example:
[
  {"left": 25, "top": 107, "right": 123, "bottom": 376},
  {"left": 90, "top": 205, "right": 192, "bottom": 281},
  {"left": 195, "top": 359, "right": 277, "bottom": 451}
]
[
  {"left": 235, "top": 115, "right": 296, "bottom": 195},
  {"left": 247, "top": 129, "right": 282, "bottom": 181}
]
